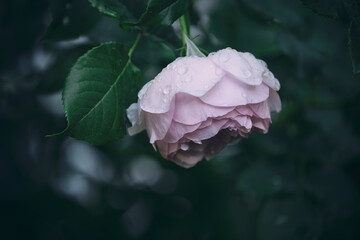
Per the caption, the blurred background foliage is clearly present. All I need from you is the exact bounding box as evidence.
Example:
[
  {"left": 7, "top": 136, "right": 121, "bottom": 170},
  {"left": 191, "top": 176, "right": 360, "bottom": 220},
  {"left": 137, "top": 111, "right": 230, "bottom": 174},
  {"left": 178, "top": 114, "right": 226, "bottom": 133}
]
[{"left": 1, "top": 0, "right": 360, "bottom": 239}]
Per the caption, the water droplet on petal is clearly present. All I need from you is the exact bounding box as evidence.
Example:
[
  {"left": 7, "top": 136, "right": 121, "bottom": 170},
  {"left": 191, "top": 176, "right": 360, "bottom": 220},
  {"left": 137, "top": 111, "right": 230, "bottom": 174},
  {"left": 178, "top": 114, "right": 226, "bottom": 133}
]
[
  {"left": 180, "top": 143, "right": 189, "bottom": 151},
  {"left": 219, "top": 52, "right": 230, "bottom": 62},
  {"left": 243, "top": 70, "right": 252, "bottom": 77},
  {"left": 184, "top": 76, "right": 192, "bottom": 82},
  {"left": 263, "top": 71, "right": 273, "bottom": 78},
  {"left": 172, "top": 64, "right": 177, "bottom": 70},
  {"left": 163, "top": 85, "right": 172, "bottom": 94},
  {"left": 176, "top": 81, "right": 182, "bottom": 88},
  {"left": 176, "top": 64, "right": 188, "bottom": 75}
]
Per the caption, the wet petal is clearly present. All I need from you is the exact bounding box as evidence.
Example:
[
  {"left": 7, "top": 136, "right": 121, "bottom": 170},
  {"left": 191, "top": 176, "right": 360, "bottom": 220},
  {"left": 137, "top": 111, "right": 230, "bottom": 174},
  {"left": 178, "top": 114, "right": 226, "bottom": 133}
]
[
  {"left": 144, "top": 99, "right": 175, "bottom": 143},
  {"left": 209, "top": 48, "right": 263, "bottom": 86},
  {"left": 173, "top": 92, "right": 234, "bottom": 125},
  {"left": 200, "top": 76, "right": 269, "bottom": 107}
]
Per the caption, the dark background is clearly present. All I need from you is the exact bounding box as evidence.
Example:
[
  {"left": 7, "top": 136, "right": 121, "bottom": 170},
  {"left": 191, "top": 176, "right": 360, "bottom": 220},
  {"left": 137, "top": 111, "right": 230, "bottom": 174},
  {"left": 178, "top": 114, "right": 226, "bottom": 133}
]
[{"left": 1, "top": 0, "right": 360, "bottom": 239}]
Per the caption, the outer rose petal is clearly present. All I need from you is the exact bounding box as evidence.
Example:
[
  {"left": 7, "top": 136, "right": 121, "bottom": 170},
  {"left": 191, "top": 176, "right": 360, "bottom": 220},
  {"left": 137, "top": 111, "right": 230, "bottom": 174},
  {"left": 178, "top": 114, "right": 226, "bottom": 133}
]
[
  {"left": 126, "top": 103, "right": 145, "bottom": 136},
  {"left": 200, "top": 76, "right": 269, "bottom": 107},
  {"left": 144, "top": 99, "right": 175, "bottom": 143},
  {"left": 240, "top": 52, "right": 280, "bottom": 91},
  {"left": 139, "top": 57, "right": 225, "bottom": 114},
  {"left": 209, "top": 48, "right": 263, "bottom": 86},
  {"left": 268, "top": 89, "right": 282, "bottom": 112}
]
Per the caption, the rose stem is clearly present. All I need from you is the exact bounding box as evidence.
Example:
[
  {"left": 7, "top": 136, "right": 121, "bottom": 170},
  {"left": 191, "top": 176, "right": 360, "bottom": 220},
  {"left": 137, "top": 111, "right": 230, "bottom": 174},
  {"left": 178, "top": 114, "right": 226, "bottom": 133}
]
[
  {"left": 128, "top": 32, "right": 142, "bottom": 60},
  {"left": 179, "top": 13, "right": 191, "bottom": 56}
]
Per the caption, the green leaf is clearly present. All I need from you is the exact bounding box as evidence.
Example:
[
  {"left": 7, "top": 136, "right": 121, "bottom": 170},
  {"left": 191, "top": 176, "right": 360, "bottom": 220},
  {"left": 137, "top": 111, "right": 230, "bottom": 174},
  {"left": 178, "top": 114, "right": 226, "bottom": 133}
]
[
  {"left": 300, "top": 0, "right": 344, "bottom": 19},
  {"left": 135, "top": 0, "right": 192, "bottom": 27},
  {"left": 349, "top": 22, "right": 360, "bottom": 74},
  {"left": 88, "top": 0, "right": 191, "bottom": 28},
  {"left": 61, "top": 42, "right": 141, "bottom": 145},
  {"left": 88, "top": 0, "right": 135, "bottom": 21}
]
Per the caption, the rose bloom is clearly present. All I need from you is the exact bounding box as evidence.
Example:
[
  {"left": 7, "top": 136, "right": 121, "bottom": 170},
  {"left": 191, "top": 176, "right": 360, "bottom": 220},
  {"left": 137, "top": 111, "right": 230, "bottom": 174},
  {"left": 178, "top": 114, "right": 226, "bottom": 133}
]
[{"left": 127, "top": 47, "right": 281, "bottom": 168}]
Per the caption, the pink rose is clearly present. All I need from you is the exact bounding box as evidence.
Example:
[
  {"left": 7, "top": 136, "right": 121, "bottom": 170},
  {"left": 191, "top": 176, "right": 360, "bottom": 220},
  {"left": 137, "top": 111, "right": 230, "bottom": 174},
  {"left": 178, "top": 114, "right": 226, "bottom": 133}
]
[{"left": 127, "top": 47, "right": 281, "bottom": 168}]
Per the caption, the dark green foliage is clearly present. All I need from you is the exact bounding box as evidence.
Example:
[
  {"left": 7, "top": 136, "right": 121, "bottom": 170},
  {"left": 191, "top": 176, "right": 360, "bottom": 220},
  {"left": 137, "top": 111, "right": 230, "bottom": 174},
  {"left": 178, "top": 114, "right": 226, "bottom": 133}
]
[
  {"left": 300, "top": 0, "right": 344, "bottom": 19},
  {"left": 88, "top": 0, "right": 192, "bottom": 28},
  {"left": 62, "top": 42, "right": 141, "bottom": 145},
  {"left": 1, "top": 0, "right": 360, "bottom": 240}
]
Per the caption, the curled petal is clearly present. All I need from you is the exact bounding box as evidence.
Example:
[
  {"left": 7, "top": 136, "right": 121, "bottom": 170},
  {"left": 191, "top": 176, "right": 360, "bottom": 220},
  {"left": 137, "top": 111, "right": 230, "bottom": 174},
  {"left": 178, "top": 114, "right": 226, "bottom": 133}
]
[
  {"left": 139, "top": 57, "right": 223, "bottom": 114},
  {"left": 249, "top": 101, "right": 271, "bottom": 119},
  {"left": 144, "top": 99, "right": 175, "bottom": 143},
  {"left": 126, "top": 103, "right": 145, "bottom": 136},
  {"left": 200, "top": 76, "right": 269, "bottom": 107},
  {"left": 268, "top": 89, "right": 282, "bottom": 112},
  {"left": 173, "top": 92, "right": 234, "bottom": 125},
  {"left": 209, "top": 48, "right": 263, "bottom": 86}
]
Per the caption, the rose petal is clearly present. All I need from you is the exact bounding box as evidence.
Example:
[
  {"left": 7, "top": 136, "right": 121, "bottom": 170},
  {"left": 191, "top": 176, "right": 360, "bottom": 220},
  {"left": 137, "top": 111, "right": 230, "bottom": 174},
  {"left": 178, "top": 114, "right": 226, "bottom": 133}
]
[
  {"left": 184, "top": 119, "right": 229, "bottom": 142},
  {"left": 144, "top": 99, "right": 175, "bottom": 143},
  {"left": 126, "top": 103, "right": 145, "bottom": 136},
  {"left": 200, "top": 76, "right": 269, "bottom": 107},
  {"left": 236, "top": 105, "right": 254, "bottom": 116},
  {"left": 262, "top": 70, "right": 280, "bottom": 91},
  {"left": 173, "top": 92, "right": 234, "bottom": 125},
  {"left": 233, "top": 115, "right": 252, "bottom": 130},
  {"left": 252, "top": 118, "right": 271, "bottom": 133},
  {"left": 139, "top": 57, "right": 224, "bottom": 114},
  {"left": 249, "top": 101, "right": 271, "bottom": 119},
  {"left": 156, "top": 140, "right": 179, "bottom": 158},
  {"left": 163, "top": 121, "right": 202, "bottom": 143},
  {"left": 209, "top": 48, "right": 263, "bottom": 86},
  {"left": 268, "top": 89, "right": 282, "bottom": 112}
]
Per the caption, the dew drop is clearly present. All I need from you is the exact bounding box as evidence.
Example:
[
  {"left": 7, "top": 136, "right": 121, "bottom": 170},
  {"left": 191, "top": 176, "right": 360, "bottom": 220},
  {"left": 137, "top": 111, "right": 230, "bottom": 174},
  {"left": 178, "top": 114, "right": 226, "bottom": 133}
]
[
  {"left": 172, "top": 64, "right": 177, "bottom": 70},
  {"left": 176, "top": 81, "right": 182, "bottom": 88},
  {"left": 162, "top": 85, "right": 172, "bottom": 94},
  {"left": 184, "top": 76, "right": 192, "bottom": 82},
  {"left": 243, "top": 70, "right": 252, "bottom": 78},
  {"left": 176, "top": 64, "right": 188, "bottom": 75},
  {"left": 219, "top": 52, "right": 230, "bottom": 62},
  {"left": 180, "top": 143, "right": 189, "bottom": 151},
  {"left": 263, "top": 71, "right": 273, "bottom": 78}
]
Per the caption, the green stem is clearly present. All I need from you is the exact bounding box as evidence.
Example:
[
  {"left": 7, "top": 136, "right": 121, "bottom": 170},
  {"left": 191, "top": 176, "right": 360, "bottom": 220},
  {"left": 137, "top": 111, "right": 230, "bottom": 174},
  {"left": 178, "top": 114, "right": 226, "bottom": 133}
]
[
  {"left": 128, "top": 32, "right": 142, "bottom": 59},
  {"left": 179, "top": 13, "right": 190, "bottom": 48}
]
